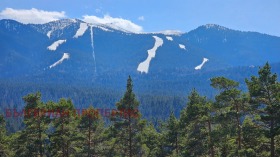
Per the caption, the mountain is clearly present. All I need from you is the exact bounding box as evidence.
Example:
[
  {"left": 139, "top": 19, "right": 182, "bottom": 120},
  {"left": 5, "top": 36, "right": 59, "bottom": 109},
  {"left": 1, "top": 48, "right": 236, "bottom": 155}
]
[
  {"left": 1, "top": 18, "right": 280, "bottom": 129},
  {"left": 0, "top": 19, "right": 280, "bottom": 93}
]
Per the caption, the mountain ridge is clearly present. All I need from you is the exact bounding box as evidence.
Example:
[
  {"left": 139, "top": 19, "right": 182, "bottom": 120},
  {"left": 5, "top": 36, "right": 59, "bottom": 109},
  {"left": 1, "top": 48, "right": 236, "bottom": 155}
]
[
  {"left": 3, "top": 18, "right": 279, "bottom": 37},
  {"left": 0, "top": 18, "right": 280, "bottom": 94}
]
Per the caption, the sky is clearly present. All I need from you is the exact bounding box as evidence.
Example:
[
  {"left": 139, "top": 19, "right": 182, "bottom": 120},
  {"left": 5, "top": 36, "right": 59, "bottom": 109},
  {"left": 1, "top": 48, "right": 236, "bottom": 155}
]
[{"left": 0, "top": 0, "right": 279, "bottom": 36}]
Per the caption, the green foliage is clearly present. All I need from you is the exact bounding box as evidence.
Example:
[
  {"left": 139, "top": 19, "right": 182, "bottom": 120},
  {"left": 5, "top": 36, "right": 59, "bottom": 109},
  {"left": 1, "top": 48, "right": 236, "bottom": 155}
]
[
  {"left": 246, "top": 62, "right": 280, "bottom": 157},
  {"left": 77, "top": 106, "right": 105, "bottom": 156},
  {"left": 211, "top": 76, "right": 249, "bottom": 156},
  {"left": 179, "top": 90, "right": 214, "bottom": 157},
  {"left": 140, "top": 123, "right": 161, "bottom": 157},
  {"left": 110, "top": 76, "right": 145, "bottom": 157},
  {"left": 11, "top": 92, "right": 49, "bottom": 157},
  {"left": 0, "top": 114, "right": 11, "bottom": 157},
  {"left": 1, "top": 63, "right": 279, "bottom": 157},
  {"left": 48, "top": 98, "right": 79, "bottom": 157},
  {"left": 241, "top": 116, "right": 270, "bottom": 157},
  {"left": 160, "top": 111, "right": 180, "bottom": 156}
]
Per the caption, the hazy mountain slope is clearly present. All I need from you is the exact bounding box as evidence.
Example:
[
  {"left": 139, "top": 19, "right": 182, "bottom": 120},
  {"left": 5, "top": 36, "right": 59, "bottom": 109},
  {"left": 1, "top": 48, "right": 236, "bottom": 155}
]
[{"left": 0, "top": 19, "right": 280, "bottom": 94}]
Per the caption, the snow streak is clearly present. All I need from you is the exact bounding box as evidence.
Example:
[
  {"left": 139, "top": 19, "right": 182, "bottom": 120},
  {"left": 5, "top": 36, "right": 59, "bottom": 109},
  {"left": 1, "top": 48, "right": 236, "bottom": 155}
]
[
  {"left": 49, "top": 53, "right": 70, "bottom": 68},
  {"left": 73, "top": 23, "right": 88, "bottom": 38},
  {"left": 47, "top": 40, "right": 66, "bottom": 51},
  {"left": 137, "top": 36, "right": 163, "bottom": 73},
  {"left": 195, "top": 58, "right": 209, "bottom": 70},
  {"left": 166, "top": 36, "right": 173, "bottom": 41},
  {"left": 179, "top": 44, "right": 186, "bottom": 50},
  {"left": 90, "top": 25, "right": 97, "bottom": 73}
]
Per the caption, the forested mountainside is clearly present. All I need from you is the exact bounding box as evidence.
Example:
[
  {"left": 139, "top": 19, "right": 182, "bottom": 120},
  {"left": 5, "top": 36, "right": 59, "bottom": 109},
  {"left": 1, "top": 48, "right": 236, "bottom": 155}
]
[
  {"left": 1, "top": 19, "right": 280, "bottom": 85},
  {"left": 0, "top": 63, "right": 279, "bottom": 157},
  {"left": 1, "top": 19, "right": 280, "bottom": 133}
]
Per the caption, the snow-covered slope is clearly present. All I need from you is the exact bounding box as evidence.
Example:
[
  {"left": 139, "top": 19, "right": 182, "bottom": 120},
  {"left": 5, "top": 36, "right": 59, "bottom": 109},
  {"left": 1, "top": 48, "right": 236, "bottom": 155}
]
[
  {"left": 47, "top": 31, "right": 52, "bottom": 38},
  {"left": 166, "top": 36, "right": 173, "bottom": 41},
  {"left": 179, "top": 44, "right": 186, "bottom": 50},
  {"left": 1, "top": 18, "right": 280, "bottom": 83},
  {"left": 47, "top": 40, "right": 66, "bottom": 51},
  {"left": 195, "top": 58, "right": 209, "bottom": 70},
  {"left": 90, "top": 26, "right": 97, "bottom": 73},
  {"left": 137, "top": 36, "right": 163, "bottom": 73},
  {"left": 49, "top": 53, "right": 70, "bottom": 68},
  {"left": 73, "top": 23, "right": 88, "bottom": 38},
  {"left": 30, "top": 19, "right": 78, "bottom": 38}
]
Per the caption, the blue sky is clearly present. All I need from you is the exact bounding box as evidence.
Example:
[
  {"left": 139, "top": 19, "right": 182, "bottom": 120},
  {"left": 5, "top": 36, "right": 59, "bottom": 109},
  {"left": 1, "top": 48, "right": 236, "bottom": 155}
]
[{"left": 0, "top": 0, "right": 279, "bottom": 36}]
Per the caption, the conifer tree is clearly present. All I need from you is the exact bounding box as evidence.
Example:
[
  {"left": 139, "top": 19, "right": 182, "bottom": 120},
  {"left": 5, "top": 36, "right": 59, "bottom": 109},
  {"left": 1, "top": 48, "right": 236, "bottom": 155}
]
[
  {"left": 180, "top": 90, "right": 214, "bottom": 157},
  {"left": 242, "top": 116, "right": 269, "bottom": 156},
  {"left": 162, "top": 111, "right": 180, "bottom": 156},
  {"left": 49, "top": 98, "right": 79, "bottom": 157},
  {"left": 246, "top": 63, "right": 280, "bottom": 157},
  {"left": 140, "top": 123, "right": 161, "bottom": 157},
  {"left": 78, "top": 106, "right": 105, "bottom": 156},
  {"left": 211, "top": 77, "right": 249, "bottom": 156},
  {"left": 0, "top": 114, "right": 10, "bottom": 157},
  {"left": 12, "top": 92, "right": 49, "bottom": 157},
  {"left": 111, "top": 76, "right": 145, "bottom": 157}
]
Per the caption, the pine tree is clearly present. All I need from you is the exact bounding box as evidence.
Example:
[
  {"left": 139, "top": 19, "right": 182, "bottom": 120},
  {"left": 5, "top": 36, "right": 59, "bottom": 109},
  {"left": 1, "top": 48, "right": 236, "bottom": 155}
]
[
  {"left": 49, "top": 98, "right": 79, "bottom": 157},
  {"left": 161, "top": 111, "right": 180, "bottom": 156},
  {"left": 12, "top": 92, "right": 49, "bottom": 157},
  {"left": 140, "top": 123, "right": 161, "bottom": 157},
  {"left": 179, "top": 90, "right": 214, "bottom": 157},
  {"left": 78, "top": 106, "right": 105, "bottom": 156},
  {"left": 241, "top": 116, "right": 270, "bottom": 156},
  {"left": 276, "top": 135, "right": 280, "bottom": 156},
  {"left": 110, "top": 76, "right": 145, "bottom": 157},
  {"left": 246, "top": 63, "right": 280, "bottom": 157},
  {"left": 211, "top": 77, "right": 249, "bottom": 156},
  {"left": 0, "top": 114, "right": 10, "bottom": 157}
]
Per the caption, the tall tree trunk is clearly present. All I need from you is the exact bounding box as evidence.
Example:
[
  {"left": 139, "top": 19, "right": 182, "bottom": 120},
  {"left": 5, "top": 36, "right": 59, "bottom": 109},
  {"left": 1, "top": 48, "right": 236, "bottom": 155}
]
[
  {"left": 38, "top": 118, "right": 43, "bottom": 157},
  {"left": 88, "top": 117, "right": 91, "bottom": 157},
  {"left": 267, "top": 89, "right": 275, "bottom": 157},
  {"left": 235, "top": 103, "right": 242, "bottom": 150},
  {"left": 207, "top": 119, "right": 214, "bottom": 157},
  {"left": 271, "top": 119, "right": 275, "bottom": 157},
  {"left": 176, "top": 135, "right": 178, "bottom": 155},
  {"left": 66, "top": 141, "right": 69, "bottom": 157},
  {"left": 62, "top": 119, "right": 65, "bottom": 157},
  {"left": 129, "top": 116, "right": 132, "bottom": 157}
]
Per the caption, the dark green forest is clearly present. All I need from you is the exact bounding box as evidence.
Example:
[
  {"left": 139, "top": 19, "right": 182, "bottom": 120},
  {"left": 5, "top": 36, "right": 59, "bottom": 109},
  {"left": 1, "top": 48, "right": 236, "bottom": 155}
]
[{"left": 0, "top": 63, "right": 279, "bottom": 157}]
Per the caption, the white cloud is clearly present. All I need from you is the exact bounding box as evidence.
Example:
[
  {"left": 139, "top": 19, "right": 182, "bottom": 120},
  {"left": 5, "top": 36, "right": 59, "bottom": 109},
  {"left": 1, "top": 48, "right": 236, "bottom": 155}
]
[
  {"left": 138, "top": 16, "right": 144, "bottom": 21},
  {"left": 82, "top": 15, "right": 143, "bottom": 33},
  {"left": 0, "top": 8, "right": 66, "bottom": 24}
]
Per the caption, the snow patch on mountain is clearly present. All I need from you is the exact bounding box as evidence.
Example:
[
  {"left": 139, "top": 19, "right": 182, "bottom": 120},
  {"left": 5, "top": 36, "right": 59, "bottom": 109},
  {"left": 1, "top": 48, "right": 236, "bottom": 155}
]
[
  {"left": 223, "top": 37, "right": 227, "bottom": 42},
  {"left": 47, "top": 30, "right": 52, "bottom": 38},
  {"left": 90, "top": 26, "right": 97, "bottom": 73},
  {"left": 195, "top": 58, "right": 209, "bottom": 70},
  {"left": 47, "top": 40, "right": 66, "bottom": 51},
  {"left": 166, "top": 36, "right": 173, "bottom": 41},
  {"left": 141, "top": 30, "right": 182, "bottom": 35},
  {"left": 71, "top": 19, "right": 77, "bottom": 23},
  {"left": 137, "top": 36, "right": 163, "bottom": 74},
  {"left": 157, "top": 30, "right": 182, "bottom": 35},
  {"left": 30, "top": 19, "right": 77, "bottom": 37},
  {"left": 96, "top": 26, "right": 111, "bottom": 32},
  {"left": 73, "top": 23, "right": 88, "bottom": 38},
  {"left": 179, "top": 44, "right": 186, "bottom": 50},
  {"left": 49, "top": 53, "right": 70, "bottom": 68},
  {"left": 249, "top": 65, "right": 255, "bottom": 68}
]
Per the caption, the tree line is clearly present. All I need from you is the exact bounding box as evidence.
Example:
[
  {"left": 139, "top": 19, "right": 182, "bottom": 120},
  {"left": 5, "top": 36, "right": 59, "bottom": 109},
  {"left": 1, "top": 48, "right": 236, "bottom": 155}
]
[{"left": 0, "top": 63, "right": 279, "bottom": 157}]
